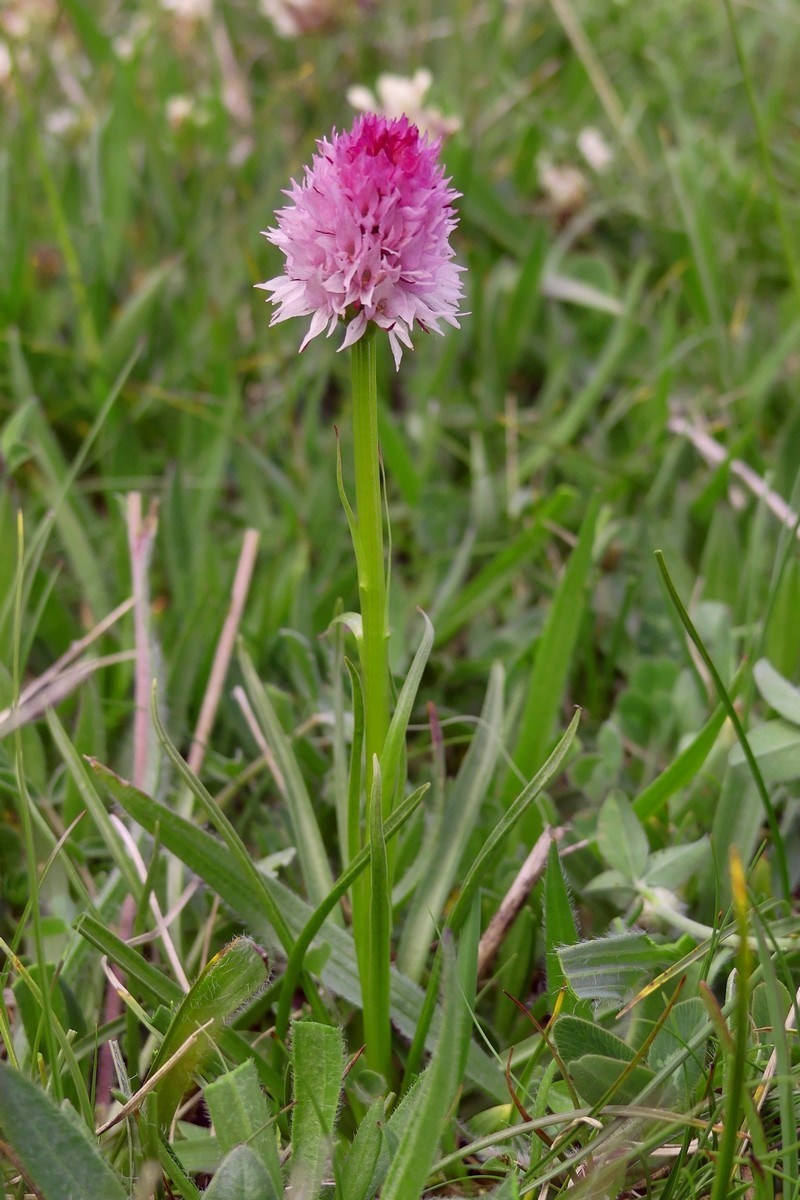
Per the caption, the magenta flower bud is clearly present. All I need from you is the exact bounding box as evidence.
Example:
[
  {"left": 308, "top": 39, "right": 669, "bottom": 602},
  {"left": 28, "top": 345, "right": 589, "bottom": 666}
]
[{"left": 257, "top": 113, "right": 465, "bottom": 369}]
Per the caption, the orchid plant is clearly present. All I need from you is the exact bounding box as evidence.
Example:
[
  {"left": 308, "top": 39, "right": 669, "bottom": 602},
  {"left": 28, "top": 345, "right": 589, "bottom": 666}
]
[{"left": 258, "top": 113, "right": 465, "bottom": 1075}]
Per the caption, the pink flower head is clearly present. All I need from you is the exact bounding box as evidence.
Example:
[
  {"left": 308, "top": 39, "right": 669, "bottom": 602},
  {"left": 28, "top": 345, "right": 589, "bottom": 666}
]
[{"left": 257, "top": 113, "right": 464, "bottom": 369}]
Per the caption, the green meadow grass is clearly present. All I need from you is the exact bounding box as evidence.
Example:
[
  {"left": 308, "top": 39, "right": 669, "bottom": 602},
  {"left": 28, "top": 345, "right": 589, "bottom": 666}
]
[{"left": 1, "top": 0, "right": 800, "bottom": 1196}]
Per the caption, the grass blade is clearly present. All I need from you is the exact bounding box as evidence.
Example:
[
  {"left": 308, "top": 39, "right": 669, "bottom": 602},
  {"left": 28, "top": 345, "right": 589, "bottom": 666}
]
[
  {"left": 398, "top": 661, "right": 504, "bottom": 981},
  {"left": 655, "top": 551, "right": 790, "bottom": 901},
  {"left": 503, "top": 494, "right": 600, "bottom": 820},
  {"left": 381, "top": 935, "right": 465, "bottom": 1200},
  {"left": 238, "top": 643, "right": 337, "bottom": 914}
]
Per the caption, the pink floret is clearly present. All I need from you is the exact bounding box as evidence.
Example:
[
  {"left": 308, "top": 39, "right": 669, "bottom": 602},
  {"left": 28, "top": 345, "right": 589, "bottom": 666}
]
[{"left": 257, "top": 113, "right": 464, "bottom": 369}]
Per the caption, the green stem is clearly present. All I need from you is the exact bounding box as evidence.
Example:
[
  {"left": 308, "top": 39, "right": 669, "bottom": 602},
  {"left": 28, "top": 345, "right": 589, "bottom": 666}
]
[
  {"left": 350, "top": 330, "right": 391, "bottom": 1077},
  {"left": 351, "top": 332, "right": 390, "bottom": 794}
]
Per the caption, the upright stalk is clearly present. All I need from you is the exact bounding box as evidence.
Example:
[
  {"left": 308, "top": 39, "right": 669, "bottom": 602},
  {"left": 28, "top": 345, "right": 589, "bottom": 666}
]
[
  {"left": 350, "top": 329, "right": 391, "bottom": 1078},
  {"left": 351, "top": 330, "right": 389, "bottom": 793}
]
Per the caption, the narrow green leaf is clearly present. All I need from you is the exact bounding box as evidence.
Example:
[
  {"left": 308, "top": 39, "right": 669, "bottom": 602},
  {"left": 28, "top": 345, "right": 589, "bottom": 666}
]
[
  {"left": 380, "top": 609, "right": 434, "bottom": 810},
  {"left": 503, "top": 494, "right": 600, "bottom": 820},
  {"left": 157, "top": 1131, "right": 203, "bottom": 1200},
  {"left": 48, "top": 711, "right": 142, "bottom": 900},
  {"left": 447, "top": 710, "right": 580, "bottom": 937},
  {"left": 544, "top": 839, "right": 583, "bottom": 1016},
  {"left": 346, "top": 655, "right": 365, "bottom": 865},
  {"left": 340, "top": 1097, "right": 385, "bottom": 1200},
  {"left": 398, "top": 662, "right": 504, "bottom": 981},
  {"left": 238, "top": 645, "right": 337, "bottom": 914},
  {"left": 381, "top": 936, "right": 465, "bottom": 1200},
  {"left": 632, "top": 704, "right": 726, "bottom": 819},
  {"left": 432, "top": 490, "right": 572, "bottom": 647},
  {"left": 102, "top": 258, "right": 177, "bottom": 380},
  {"left": 377, "top": 406, "right": 422, "bottom": 506},
  {"left": 655, "top": 550, "right": 790, "bottom": 900},
  {"left": 456, "top": 892, "right": 481, "bottom": 1081},
  {"left": 60, "top": 0, "right": 113, "bottom": 62},
  {"left": 366, "top": 1077, "right": 425, "bottom": 1197},
  {"left": 88, "top": 753, "right": 296, "bottom": 956},
  {"left": 291, "top": 1021, "right": 344, "bottom": 1198},
  {"left": 74, "top": 912, "right": 182, "bottom": 1007},
  {"left": 204, "top": 1061, "right": 282, "bottom": 1199},
  {"left": 519, "top": 262, "right": 649, "bottom": 477},
  {"left": 335, "top": 428, "right": 366, "bottom": 582},
  {"left": 751, "top": 916, "right": 798, "bottom": 1188},
  {"left": 0, "top": 1061, "right": 127, "bottom": 1200}
]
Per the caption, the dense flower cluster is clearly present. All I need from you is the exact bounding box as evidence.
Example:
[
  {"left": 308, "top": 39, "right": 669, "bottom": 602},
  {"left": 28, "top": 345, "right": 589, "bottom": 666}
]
[{"left": 257, "top": 113, "right": 464, "bottom": 368}]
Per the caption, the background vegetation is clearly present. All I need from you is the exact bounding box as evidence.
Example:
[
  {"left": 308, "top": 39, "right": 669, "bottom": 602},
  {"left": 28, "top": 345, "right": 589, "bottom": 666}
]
[{"left": 1, "top": 0, "right": 799, "bottom": 1196}]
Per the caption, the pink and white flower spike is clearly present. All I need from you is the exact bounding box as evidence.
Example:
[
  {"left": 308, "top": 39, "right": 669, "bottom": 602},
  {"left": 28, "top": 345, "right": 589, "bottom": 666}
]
[{"left": 257, "top": 113, "right": 464, "bottom": 369}]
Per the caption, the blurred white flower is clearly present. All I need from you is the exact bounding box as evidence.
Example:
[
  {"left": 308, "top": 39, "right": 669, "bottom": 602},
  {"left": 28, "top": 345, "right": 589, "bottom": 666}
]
[
  {"left": 348, "top": 69, "right": 460, "bottom": 141},
  {"left": 578, "top": 126, "right": 613, "bottom": 173},
  {"left": 260, "top": 0, "right": 338, "bottom": 37},
  {"left": 113, "top": 13, "right": 152, "bottom": 62},
  {"left": 2, "top": 0, "right": 57, "bottom": 40},
  {"left": 45, "top": 107, "right": 80, "bottom": 136},
  {"left": 167, "top": 95, "right": 194, "bottom": 130},
  {"left": 538, "top": 160, "right": 588, "bottom": 218},
  {"left": 161, "top": 0, "right": 212, "bottom": 19}
]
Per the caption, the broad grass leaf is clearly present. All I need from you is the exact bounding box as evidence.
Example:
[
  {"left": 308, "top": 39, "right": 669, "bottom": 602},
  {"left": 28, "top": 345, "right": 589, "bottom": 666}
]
[
  {"left": 149, "top": 936, "right": 270, "bottom": 1127},
  {"left": 552, "top": 1014, "right": 635, "bottom": 1066},
  {"left": 205, "top": 1145, "right": 272, "bottom": 1200},
  {"left": 729, "top": 719, "right": 800, "bottom": 782},
  {"left": 97, "top": 760, "right": 507, "bottom": 1100},
  {"left": 643, "top": 837, "right": 710, "bottom": 888},
  {"left": 568, "top": 1054, "right": 656, "bottom": 1107},
  {"left": 102, "top": 259, "right": 177, "bottom": 380},
  {"left": 340, "top": 1097, "right": 385, "bottom": 1200},
  {"left": 291, "top": 1021, "right": 344, "bottom": 1199},
  {"left": 753, "top": 659, "right": 800, "bottom": 726},
  {"left": 204, "top": 1060, "right": 282, "bottom": 1197},
  {"left": 596, "top": 791, "right": 648, "bottom": 881},
  {"left": 557, "top": 931, "right": 675, "bottom": 1005},
  {"left": 647, "top": 997, "right": 706, "bottom": 1104},
  {"left": 0, "top": 1061, "right": 127, "bottom": 1200}
]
